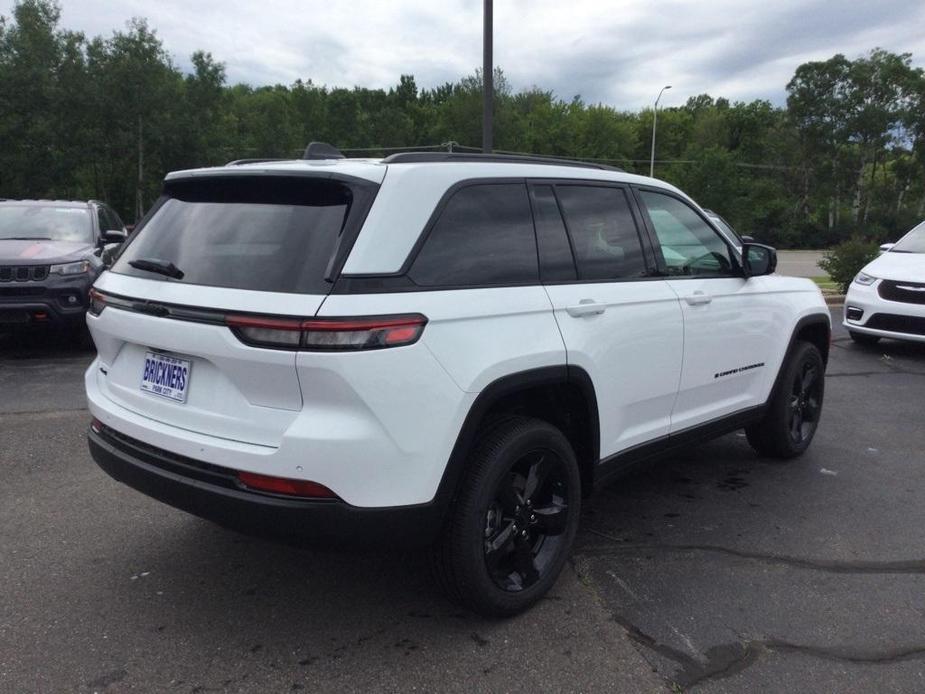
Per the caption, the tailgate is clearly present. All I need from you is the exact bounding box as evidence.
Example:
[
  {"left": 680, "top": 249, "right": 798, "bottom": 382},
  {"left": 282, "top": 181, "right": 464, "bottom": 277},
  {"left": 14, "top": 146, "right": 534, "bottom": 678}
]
[{"left": 89, "top": 273, "right": 325, "bottom": 447}]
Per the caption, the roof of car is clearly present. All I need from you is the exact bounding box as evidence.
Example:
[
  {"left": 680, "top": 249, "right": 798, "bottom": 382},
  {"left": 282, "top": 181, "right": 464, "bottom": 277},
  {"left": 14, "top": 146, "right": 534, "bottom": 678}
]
[
  {"left": 0, "top": 199, "right": 93, "bottom": 208},
  {"left": 166, "top": 156, "right": 676, "bottom": 192}
]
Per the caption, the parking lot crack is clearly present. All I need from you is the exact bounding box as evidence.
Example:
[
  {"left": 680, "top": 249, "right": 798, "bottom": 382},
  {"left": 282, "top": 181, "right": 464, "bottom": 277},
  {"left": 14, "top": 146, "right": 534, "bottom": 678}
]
[{"left": 581, "top": 529, "right": 925, "bottom": 575}]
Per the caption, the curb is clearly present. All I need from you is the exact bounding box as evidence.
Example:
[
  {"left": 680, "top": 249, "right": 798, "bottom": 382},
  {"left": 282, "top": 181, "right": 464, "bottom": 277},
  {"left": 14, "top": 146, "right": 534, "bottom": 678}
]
[{"left": 824, "top": 294, "right": 845, "bottom": 307}]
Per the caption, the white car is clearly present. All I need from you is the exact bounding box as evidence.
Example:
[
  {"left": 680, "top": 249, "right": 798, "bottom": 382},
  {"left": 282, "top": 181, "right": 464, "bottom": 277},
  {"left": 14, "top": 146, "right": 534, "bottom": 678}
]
[
  {"left": 844, "top": 221, "right": 925, "bottom": 345},
  {"left": 85, "top": 146, "right": 831, "bottom": 616}
]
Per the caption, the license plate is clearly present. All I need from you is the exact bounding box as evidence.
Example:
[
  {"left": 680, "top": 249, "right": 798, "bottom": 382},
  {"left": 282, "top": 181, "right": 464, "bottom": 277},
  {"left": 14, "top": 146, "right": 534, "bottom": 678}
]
[{"left": 140, "top": 351, "right": 192, "bottom": 403}]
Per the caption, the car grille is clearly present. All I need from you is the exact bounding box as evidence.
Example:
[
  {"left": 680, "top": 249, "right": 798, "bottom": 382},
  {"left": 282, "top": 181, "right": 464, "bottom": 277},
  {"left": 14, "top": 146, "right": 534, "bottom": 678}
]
[
  {"left": 865, "top": 313, "right": 925, "bottom": 336},
  {"left": 0, "top": 265, "right": 49, "bottom": 282},
  {"left": 0, "top": 285, "right": 46, "bottom": 298},
  {"left": 878, "top": 280, "right": 925, "bottom": 305}
]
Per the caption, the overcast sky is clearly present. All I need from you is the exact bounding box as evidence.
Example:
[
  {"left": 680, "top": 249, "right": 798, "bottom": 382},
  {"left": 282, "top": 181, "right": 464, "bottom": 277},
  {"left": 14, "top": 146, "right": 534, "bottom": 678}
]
[{"left": 54, "top": 0, "right": 925, "bottom": 109}]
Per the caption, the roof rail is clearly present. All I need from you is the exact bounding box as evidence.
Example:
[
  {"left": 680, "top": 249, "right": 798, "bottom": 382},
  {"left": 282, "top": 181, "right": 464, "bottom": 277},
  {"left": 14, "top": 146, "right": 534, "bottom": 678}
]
[
  {"left": 226, "top": 158, "right": 290, "bottom": 166},
  {"left": 380, "top": 151, "right": 624, "bottom": 172},
  {"left": 303, "top": 142, "right": 345, "bottom": 160}
]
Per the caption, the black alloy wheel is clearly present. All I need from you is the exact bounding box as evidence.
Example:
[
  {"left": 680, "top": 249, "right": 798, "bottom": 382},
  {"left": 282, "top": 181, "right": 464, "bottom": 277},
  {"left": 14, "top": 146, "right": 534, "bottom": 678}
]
[
  {"left": 787, "top": 358, "right": 822, "bottom": 445},
  {"left": 483, "top": 449, "right": 570, "bottom": 592},
  {"left": 430, "top": 416, "right": 581, "bottom": 617},
  {"left": 746, "top": 340, "right": 825, "bottom": 459}
]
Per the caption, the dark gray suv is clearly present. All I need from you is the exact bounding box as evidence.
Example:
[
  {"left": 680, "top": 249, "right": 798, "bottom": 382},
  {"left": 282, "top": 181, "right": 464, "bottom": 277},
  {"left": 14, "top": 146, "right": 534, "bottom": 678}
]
[{"left": 0, "top": 199, "right": 126, "bottom": 339}]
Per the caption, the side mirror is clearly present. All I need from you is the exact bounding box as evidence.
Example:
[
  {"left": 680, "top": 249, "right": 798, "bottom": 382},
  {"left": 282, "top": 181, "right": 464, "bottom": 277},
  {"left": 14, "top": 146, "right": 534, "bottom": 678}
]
[
  {"left": 99, "top": 230, "right": 126, "bottom": 245},
  {"left": 741, "top": 235, "right": 756, "bottom": 244},
  {"left": 742, "top": 242, "right": 777, "bottom": 277},
  {"left": 879, "top": 243, "right": 894, "bottom": 254}
]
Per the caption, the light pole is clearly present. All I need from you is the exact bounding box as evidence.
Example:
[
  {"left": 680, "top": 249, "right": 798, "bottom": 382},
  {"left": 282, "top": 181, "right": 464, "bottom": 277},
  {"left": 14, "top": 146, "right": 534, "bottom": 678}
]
[
  {"left": 482, "top": 0, "right": 493, "bottom": 153},
  {"left": 649, "top": 85, "right": 671, "bottom": 178}
]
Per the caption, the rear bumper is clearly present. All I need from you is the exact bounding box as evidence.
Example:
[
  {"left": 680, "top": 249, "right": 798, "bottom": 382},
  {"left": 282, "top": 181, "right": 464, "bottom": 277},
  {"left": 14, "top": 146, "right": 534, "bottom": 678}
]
[{"left": 88, "top": 424, "right": 445, "bottom": 547}]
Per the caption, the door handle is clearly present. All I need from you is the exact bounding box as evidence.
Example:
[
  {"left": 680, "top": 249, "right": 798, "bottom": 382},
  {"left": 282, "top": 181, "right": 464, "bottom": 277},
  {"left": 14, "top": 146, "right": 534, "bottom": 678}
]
[
  {"left": 566, "top": 299, "right": 606, "bottom": 318},
  {"left": 684, "top": 291, "right": 712, "bottom": 306}
]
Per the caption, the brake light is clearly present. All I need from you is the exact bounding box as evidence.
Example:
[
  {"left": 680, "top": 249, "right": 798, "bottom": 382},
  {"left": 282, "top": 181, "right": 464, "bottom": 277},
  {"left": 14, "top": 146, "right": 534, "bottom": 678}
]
[
  {"left": 226, "top": 314, "right": 427, "bottom": 351},
  {"left": 237, "top": 471, "right": 339, "bottom": 499},
  {"left": 226, "top": 315, "right": 303, "bottom": 347},
  {"left": 301, "top": 315, "right": 427, "bottom": 351},
  {"left": 88, "top": 288, "right": 106, "bottom": 316}
]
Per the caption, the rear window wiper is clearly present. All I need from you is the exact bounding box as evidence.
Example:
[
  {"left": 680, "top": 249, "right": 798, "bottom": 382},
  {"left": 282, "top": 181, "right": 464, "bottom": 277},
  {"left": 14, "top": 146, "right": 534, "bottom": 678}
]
[
  {"left": 4, "top": 236, "right": 53, "bottom": 240},
  {"left": 128, "top": 258, "right": 184, "bottom": 280}
]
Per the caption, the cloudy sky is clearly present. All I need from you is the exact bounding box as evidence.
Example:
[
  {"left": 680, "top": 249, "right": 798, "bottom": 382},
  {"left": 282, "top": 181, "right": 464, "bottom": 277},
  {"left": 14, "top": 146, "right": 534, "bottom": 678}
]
[{"left": 54, "top": 0, "right": 925, "bottom": 109}]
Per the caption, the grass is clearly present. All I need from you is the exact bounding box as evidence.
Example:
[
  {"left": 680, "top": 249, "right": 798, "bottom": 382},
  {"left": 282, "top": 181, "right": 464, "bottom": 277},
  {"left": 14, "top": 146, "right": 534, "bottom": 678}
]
[{"left": 811, "top": 275, "right": 840, "bottom": 292}]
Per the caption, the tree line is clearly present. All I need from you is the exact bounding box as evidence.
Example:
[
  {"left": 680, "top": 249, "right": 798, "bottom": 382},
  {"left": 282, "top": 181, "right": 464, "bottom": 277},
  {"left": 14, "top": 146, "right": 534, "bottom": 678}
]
[{"left": 1, "top": 0, "right": 923, "bottom": 248}]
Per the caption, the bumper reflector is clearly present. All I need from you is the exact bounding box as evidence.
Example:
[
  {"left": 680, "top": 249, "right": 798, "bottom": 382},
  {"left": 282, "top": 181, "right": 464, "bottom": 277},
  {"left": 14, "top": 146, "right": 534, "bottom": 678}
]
[{"left": 237, "top": 471, "right": 339, "bottom": 499}]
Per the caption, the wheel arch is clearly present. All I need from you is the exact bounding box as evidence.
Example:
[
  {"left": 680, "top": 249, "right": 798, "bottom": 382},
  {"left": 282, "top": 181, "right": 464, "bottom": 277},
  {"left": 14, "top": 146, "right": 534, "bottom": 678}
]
[
  {"left": 767, "top": 312, "right": 831, "bottom": 405},
  {"left": 431, "top": 365, "right": 600, "bottom": 527},
  {"left": 793, "top": 312, "right": 831, "bottom": 366}
]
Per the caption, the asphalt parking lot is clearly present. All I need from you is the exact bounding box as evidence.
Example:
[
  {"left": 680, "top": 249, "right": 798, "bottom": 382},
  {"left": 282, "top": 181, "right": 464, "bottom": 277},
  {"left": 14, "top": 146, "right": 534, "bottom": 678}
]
[{"left": 2, "top": 308, "right": 924, "bottom": 692}]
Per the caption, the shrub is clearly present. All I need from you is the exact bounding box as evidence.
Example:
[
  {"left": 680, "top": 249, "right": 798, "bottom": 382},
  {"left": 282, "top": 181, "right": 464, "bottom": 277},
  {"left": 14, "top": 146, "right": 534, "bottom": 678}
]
[{"left": 818, "top": 237, "right": 880, "bottom": 293}]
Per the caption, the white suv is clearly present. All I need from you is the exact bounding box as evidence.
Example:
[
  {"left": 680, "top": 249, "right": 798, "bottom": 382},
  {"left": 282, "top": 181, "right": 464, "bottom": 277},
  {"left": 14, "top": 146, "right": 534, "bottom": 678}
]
[{"left": 85, "top": 146, "right": 831, "bottom": 616}]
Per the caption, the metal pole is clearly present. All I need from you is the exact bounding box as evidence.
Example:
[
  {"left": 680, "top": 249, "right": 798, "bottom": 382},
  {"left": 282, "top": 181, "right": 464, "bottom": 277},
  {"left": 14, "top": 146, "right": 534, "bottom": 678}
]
[
  {"left": 649, "top": 85, "right": 671, "bottom": 178},
  {"left": 482, "top": 0, "right": 493, "bottom": 153}
]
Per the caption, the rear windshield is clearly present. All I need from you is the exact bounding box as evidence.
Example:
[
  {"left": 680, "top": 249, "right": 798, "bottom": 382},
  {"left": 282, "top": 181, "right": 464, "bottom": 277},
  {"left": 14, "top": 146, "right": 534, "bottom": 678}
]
[
  {"left": 0, "top": 205, "right": 92, "bottom": 243},
  {"left": 111, "top": 176, "right": 354, "bottom": 294}
]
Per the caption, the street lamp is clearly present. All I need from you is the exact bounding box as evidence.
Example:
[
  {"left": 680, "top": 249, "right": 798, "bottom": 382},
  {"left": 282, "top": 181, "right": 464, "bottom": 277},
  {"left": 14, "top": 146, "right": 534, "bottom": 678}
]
[{"left": 649, "top": 85, "right": 672, "bottom": 178}]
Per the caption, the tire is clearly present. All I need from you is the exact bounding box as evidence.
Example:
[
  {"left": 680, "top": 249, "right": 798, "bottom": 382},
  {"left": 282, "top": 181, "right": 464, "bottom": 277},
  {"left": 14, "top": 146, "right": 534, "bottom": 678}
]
[
  {"left": 849, "top": 330, "right": 880, "bottom": 347},
  {"left": 430, "top": 416, "right": 581, "bottom": 617},
  {"left": 746, "top": 341, "right": 825, "bottom": 459}
]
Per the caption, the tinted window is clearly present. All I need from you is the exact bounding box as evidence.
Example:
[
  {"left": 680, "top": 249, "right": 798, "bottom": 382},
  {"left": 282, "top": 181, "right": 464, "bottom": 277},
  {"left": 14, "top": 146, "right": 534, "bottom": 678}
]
[
  {"left": 555, "top": 185, "right": 646, "bottom": 280},
  {"left": 107, "top": 207, "right": 125, "bottom": 231},
  {"left": 531, "top": 185, "right": 577, "bottom": 281},
  {"left": 112, "top": 176, "right": 353, "bottom": 294},
  {"left": 0, "top": 205, "right": 92, "bottom": 243},
  {"left": 640, "top": 191, "right": 735, "bottom": 277},
  {"left": 409, "top": 183, "right": 538, "bottom": 287},
  {"left": 98, "top": 206, "right": 122, "bottom": 232}
]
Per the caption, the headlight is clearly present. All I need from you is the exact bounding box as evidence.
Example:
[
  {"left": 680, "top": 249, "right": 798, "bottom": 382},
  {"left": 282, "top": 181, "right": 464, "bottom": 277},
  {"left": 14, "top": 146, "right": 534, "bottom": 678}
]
[
  {"left": 49, "top": 260, "right": 91, "bottom": 276},
  {"left": 853, "top": 271, "right": 876, "bottom": 286}
]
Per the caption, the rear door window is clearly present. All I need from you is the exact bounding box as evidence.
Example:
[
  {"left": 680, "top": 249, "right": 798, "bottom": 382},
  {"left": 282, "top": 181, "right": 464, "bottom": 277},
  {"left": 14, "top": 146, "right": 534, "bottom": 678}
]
[
  {"left": 555, "top": 185, "right": 647, "bottom": 280},
  {"left": 530, "top": 185, "right": 577, "bottom": 282},
  {"left": 409, "top": 183, "right": 538, "bottom": 287},
  {"left": 111, "top": 176, "right": 354, "bottom": 294}
]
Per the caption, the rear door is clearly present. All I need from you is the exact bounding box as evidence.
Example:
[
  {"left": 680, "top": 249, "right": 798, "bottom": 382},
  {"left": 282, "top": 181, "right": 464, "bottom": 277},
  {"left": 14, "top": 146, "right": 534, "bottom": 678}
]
[
  {"left": 536, "top": 182, "right": 684, "bottom": 457},
  {"left": 635, "top": 187, "right": 776, "bottom": 431},
  {"left": 89, "top": 174, "right": 371, "bottom": 447}
]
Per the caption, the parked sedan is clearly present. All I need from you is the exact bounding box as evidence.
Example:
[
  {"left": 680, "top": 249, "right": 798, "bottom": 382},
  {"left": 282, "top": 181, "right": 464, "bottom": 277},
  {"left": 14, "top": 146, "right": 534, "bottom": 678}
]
[{"left": 844, "top": 220, "right": 925, "bottom": 345}]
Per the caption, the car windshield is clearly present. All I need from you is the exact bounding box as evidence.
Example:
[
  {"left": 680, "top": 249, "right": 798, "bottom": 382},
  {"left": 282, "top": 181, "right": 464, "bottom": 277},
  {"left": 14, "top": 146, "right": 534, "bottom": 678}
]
[
  {"left": 890, "top": 221, "right": 925, "bottom": 253},
  {"left": 0, "top": 205, "right": 93, "bottom": 243}
]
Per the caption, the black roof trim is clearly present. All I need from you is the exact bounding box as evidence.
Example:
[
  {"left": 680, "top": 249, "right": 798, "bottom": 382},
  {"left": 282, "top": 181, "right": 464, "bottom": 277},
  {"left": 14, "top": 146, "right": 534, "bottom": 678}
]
[
  {"left": 380, "top": 151, "right": 624, "bottom": 172},
  {"left": 303, "top": 142, "right": 345, "bottom": 160},
  {"left": 225, "top": 158, "right": 290, "bottom": 166}
]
